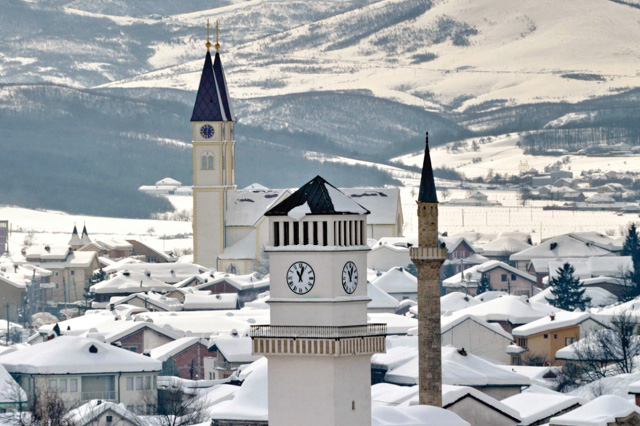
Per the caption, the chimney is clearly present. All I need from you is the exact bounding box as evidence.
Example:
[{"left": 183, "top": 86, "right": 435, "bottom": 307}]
[
  {"left": 550, "top": 312, "right": 555, "bottom": 321},
  {"left": 457, "top": 347, "right": 467, "bottom": 356},
  {"left": 550, "top": 242, "right": 558, "bottom": 250}
]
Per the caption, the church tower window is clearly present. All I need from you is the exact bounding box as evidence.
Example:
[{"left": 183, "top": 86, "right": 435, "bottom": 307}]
[{"left": 201, "top": 153, "right": 214, "bottom": 170}]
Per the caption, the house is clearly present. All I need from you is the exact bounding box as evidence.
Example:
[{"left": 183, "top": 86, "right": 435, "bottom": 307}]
[
  {"left": 208, "top": 336, "right": 262, "bottom": 380},
  {"left": 195, "top": 273, "right": 269, "bottom": 307},
  {"left": 105, "top": 262, "right": 206, "bottom": 284},
  {"left": 443, "top": 261, "right": 538, "bottom": 297},
  {"left": 81, "top": 320, "right": 184, "bottom": 354},
  {"left": 530, "top": 285, "right": 617, "bottom": 308},
  {"left": 440, "top": 236, "right": 483, "bottom": 278},
  {"left": 367, "top": 238, "right": 412, "bottom": 272},
  {"left": 183, "top": 293, "right": 238, "bottom": 310},
  {"left": 501, "top": 390, "right": 586, "bottom": 425},
  {"left": 438, "top": 292, "right": 481, "bottom": 314},
  {"left": 23, "top": 245, "right": 99, "bottom": 304},
  {"left": 549, "top": 395, "right": 640, "bottom": 426},
  {"left": 0, "top": 363, "right": 26, "bottom": 412},
  {"left": 370, "top": 266, "right": 417, "bottom": 301},
  {"left": 511, "top": 234, "right": 615, "bottom": 272},
  {"left": 0, "top": 336, "right": 161, "bottom": 411},
  {"left": 138, "top": 176, "right": 185, "bottom": 196},
  {"left": 65, "top": 400, "right": 140, "bottom": 425},
  {"left": 532, "top": 176, "right": 552, "bottom": 187},
  {"left": 367, "top": 282, "right": 400, "bottom": 313},
  {"left": 78, "top": 239, "right": 133, "bottom": 260},
  {"left": 342, "top": 188, "right": 404, "bottom": 240},
  {"left": 90, "top": 270, "right": 176, "bottom": 302},
  {"left": 0, "top": 274, "right": 25, "bottom": 322},
  {"left": 452, "top": 295, "right": 561, "bottom": 333},
  {"left": 126, "top": 240, "right": 176, "bottom": 263},
  {"left": 148, "top": 337, "right": 210, "bottom": 380},
  {"left": 553, "top": 178, "right": 577, "bottom": 189},
  {"left": 441, "top": 313, "right": 514, "bottom": 364},
  {"left": 510, "top": 312, "right": 605, "bottom": 366},
  {"left": 478, "top": 237, "right": 532, "bottom": 264},
  {"left": 100, "top": 292, "right": 183, "bottom": 312},
  {"left": 375, "top": 343, "right": 530, "bottom": 400}
]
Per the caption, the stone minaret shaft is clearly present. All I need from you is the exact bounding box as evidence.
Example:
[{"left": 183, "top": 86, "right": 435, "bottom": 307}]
[{"left": 410, "top": 132, "right": 447, "bottom": 406}]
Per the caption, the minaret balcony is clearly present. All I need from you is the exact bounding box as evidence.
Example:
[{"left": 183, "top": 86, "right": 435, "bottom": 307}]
[
  {"left": 410, "top": 246, "right": 447, "bottom": 261},
  {"left": 250, "top": 324, "right": 386, "bottom": 356}
]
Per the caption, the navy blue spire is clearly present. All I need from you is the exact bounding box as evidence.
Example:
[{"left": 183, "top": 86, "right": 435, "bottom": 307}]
[
  {"left": 418, "top": 132, "right": 438, "bottom": 203},
  {"left": 191, "top": 50, "right": 235, "bottom": 122}
]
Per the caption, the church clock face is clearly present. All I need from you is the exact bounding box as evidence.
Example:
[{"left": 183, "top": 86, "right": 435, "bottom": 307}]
[
  {"left": 287, "top": 262, "right": 315, "bottom": 295},
  {"left": 342, "top": 261, "right": 358, "bottom": 294},
  {"left": 200, "top": 124, "right": 214, "bottom": 139}
]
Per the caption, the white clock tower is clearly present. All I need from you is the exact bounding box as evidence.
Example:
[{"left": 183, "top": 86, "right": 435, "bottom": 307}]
[
  {"left": 191, "top": 22, "right": 236, "bottom": 269},
  {"left": 250, "top": 176, "right": 386, "bottom": 426}
]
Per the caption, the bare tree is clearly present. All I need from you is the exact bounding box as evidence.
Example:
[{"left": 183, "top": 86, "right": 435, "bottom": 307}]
[
  {"left": 440, "top": 189, "right": 450, "bottom": 201},
  {"left": 143, "top": 386, "right": 207, "bottom": 426}
]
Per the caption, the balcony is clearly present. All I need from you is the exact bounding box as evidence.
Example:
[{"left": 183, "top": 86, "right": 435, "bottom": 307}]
[
  {"left": 249, "top": 324, "right": 386, "bottom": 339},
  {"left": 81, "top": 391, "right": 116, "bottom": 401}
]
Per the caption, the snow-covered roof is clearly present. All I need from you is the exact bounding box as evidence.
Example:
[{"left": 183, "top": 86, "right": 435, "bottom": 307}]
[
  {"left": 586, "top": 193, "right": 615, "bottom": 203},
  {"left": 196, "top": 272, "right": 269, "bottom": 291},
  {"left": 92, "top": 238, "right": 133, "bottom": 251},
  {"left": 340, "top": 188, "right": 400, "bottom": 225},
  {"left": 368, "top": 282, "right": 400, "bottom": 310},
  {"left": 549, "top": 395, "right": 640, "bottom": 426},
  {"left": 208, "top": 357, "right": 268, "bottom": 422},
  {"left": 441, "top": 384, "right": 520, "bottom": 420},
  {"left": 375, "top": 341, "right": 529, "bottom": 387},
  {"left": 441, "top": 313, "right": 513, "bottom": 341},
  {"left": 453, "top": 295, "right": 562, "bottom": 325},
  {"left": 439, "top": 292, "right": 481, "bottom": 314},
  {"left": 148, "top": 337, "right": 206, "bottom": 361},
  {"left": 367, "top": 313, "right": 417, "bottom": 335},
  {"left": 372, "top": 404, "right": 470, "bottom": 426},
  {"left": 226, "top": 188, "right": 290, "bottom": 227},
  {"left": 0, "top": 336, "right": 161, "bottom": 374},
  {"left": 25, "top": 245, "right": 71, "bottom": 261},
  {"left": 155, "top": 177, "right": 181, "bottom": 186},
  {"left": 439, "top": 236, "right": 475, "bottom": 253},
  {"left": 512, "top": 312, "right": 602, "bottom": 337},
  {"left": 570, "top": 232, "right": 623, "bottom": 252},
  {"left": 65, "top": 400, "right": 139, "bottom": 426},
  {"left": 530, "top": 286, "right": 617, "bottom": 307},
  {"left": 443, "top": 260, "right": 536, "bottom": 287},
  {"left": 370, "top": 266, "right": 417, "bottom": 294},
  {"left": 213, "top": 336, "right": 262, "bottom": 363},
  {"left": 0, "top": 363, "right": 25, "bottom": 404},
  {"left": 80, "top": 319, "right": 184, "bottom": 344},
  {"left": 90, "top": 270, "right": 176, "bottom": 294},
  {"left": 183, "top": 293, "right": 238, "bottom": 310},
  {"left": 501, "top": 391, "right": 586, "bottom": 425},
  {"left": 108, "top": 292, "right": 183, "bottom": 311},
  {"left": 105, "top": 262, "right": 206, "bottom": 284},
  {"left": 478, "top": 237, "right": 532, "bottom": 257},
  {"left": 510, "top": 235, "right": 615, "bottom": 261}
]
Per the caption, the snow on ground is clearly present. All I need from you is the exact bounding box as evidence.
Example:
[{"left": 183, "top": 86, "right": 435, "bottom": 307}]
[
  {"left": 394, "top": 134, "right": 640, "bottom": 179},
  {"left": 0, "top": 206, "right": 191, "bottom": 256}
]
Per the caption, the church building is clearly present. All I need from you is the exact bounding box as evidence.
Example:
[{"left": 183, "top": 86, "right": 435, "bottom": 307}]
[{"left": 190, "top": 25, "right": 404, "bottom": 273}]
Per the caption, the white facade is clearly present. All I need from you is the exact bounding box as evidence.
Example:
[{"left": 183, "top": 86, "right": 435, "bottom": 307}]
[{"left": 252, "top": 181, "right": 385, "bottom": 426}]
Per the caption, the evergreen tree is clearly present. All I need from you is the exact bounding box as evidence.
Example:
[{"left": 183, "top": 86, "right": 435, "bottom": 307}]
[
  {"left": 546, "top": 263, "right": 591, "bottom": 311},
  {"left": 622, "top": 224, "right": 640, "bottom": 300},
  {"left": 476, "top": 274, "right": 493, "bottom": 295}
]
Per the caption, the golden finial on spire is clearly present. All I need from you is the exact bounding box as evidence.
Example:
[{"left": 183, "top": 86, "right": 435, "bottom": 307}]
[
  {"left": 206, "top": 19, "right": 212, "bottom": 51},
  {"left": 215, "top": 20, "right": 220, "bottom": 52}
]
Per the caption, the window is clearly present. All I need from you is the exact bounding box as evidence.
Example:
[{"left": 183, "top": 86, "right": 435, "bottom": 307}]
[
  {"left": 230, "top": 125, "right": 234, "bottom": 140},
  {"left": 511, "top": 274, "right": 516, "bottom": 281},
  {"left": 565, "top": 337, "right": 571, "bottom": 346},
  {"left": 59, "top": 379, "right": 67, "bottom": 393},
  {"left": 543, "top": 334, "right": 548, "bottom": 339},
  {"left": 70, "top": 270, "right": 75, "bottom": 276},
  {"left": 126, "top": 406, "right": 134, "bottom": 413},
  {"left": 322, "top": 222, "right": 328, "bottom": 246},
  {"left": 126, "top": 377, "right": 133, "bottom": 391},
  {"left": 136, "top": 377, "right": 143, "bottom": 390},
  {"left": 554, "top": 334, "right": 558, "bottom": 339},
  {"left": 145, "top": 376, "right": 151, "bottom": 390},
  {"left": 303, "top": 222, "right": 309, "bottom": 245},
  {"left": 49, "top": 379, "right": 57, "bottom": 390},
  {"left": 293, "top": 222, "right": 299, "bottom": 245},
  {"left": 136, "top": 405, "right": 144, "bottom": 415},
  {"left": 54, "top": 271, "right": 59, "bottom": 277},
  {"left": 201, "top": 153, "right": 214, "bottom": 170},
  {"left": 283, "top": 222, "right": 290, "bottom": 246},
  {"left": 313, "top": 222, "right": 318, "bottom": 245},
  {"left": 501, "top": 274, "right": 507, "bottom": 282},
  {"left": 273, "top": 222, "right": 280, "bottom": 246},
  {"left": 70, "top": 379, "right": 78, "bottom": 392}
]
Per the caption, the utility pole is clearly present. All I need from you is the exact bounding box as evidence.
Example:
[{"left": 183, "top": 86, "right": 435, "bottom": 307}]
[{"left": 3, "top": 298, "right": 9, "bottom": 346}]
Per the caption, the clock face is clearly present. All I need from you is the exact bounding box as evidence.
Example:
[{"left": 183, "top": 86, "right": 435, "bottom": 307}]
[
  {"left": 287, "top": 262, "right": 315, "bottom": 295},
  {"left": 342, "top": 261, "right": 358, "bottom": 294},
  {"left": 200, "top": 124, "right": 214, "bottom": 139}
]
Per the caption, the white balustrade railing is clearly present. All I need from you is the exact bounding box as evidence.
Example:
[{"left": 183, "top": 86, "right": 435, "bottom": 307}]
[{"left": 249, "top": 324, "right": 386, "bottom": 339}]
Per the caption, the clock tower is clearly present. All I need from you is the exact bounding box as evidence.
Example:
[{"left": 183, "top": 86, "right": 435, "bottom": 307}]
[
  {"left": 250, "top": 176, "right": 386, "bottom": 426},
  {"left": 191, "top": 22, "right": 236, "bottom": 269}
]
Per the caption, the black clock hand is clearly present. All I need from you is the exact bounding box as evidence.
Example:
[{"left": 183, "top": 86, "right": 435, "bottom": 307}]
[{"left": 297, "top": 269, "right": 303, "bottom": 282}]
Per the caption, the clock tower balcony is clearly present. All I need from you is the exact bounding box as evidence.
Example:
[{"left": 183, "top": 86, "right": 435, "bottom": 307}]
[{"left": 250, "top": 324, "right": 386, "bottom": 357}]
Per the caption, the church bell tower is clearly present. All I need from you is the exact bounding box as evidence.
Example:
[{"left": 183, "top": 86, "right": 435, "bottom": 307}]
[
  {"left": 191, "top": 21, "right": 236, "bottom": 269},
  {"left": 250, "top": 176, "right": 386, "bottom": 426}
]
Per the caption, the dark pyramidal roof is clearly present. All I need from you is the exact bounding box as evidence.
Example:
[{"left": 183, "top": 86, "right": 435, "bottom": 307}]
[
  {"left": 191, "top": 51, "right": 235, "bottom": 122},
  {"left": 265, "top": 175, "right": 369, "bottom": 217},
  {"left": 418, "top": 132, "right": 438, "bottom": 203}
]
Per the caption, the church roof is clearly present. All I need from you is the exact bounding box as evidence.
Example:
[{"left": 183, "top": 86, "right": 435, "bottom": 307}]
[
  {"left": 418, "top": 133, "right": 438, "bottom": 203},
  {"left": 191, "top": 50, "right": 235, "bottom": 122},
  {"left": 69, "top": 225, "right": 82, "bottom": 246},
  {"left": 80, "top": 224, "right": 91, "bottom": 245},
  {"left": 265, "top": 175, "right": 369, "bottom": 217}
]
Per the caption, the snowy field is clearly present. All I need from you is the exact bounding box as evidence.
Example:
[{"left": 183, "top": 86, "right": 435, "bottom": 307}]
[{"left": 394, "top": 134, "right": 640, "bottom": 179}]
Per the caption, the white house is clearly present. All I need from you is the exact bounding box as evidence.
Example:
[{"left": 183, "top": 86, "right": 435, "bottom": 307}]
[
  {"left": 0, "top": 336, "right": 161, "bottom": 413},
  {"left": 441, "top": 313, "right": 514, "bottom": 364},
  {"left": 370, "top": 266, "right": 417, "bottom": 301}
]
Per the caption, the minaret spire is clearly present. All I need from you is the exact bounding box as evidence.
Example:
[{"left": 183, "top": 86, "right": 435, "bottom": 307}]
[{"left": 410, "top": 131, "right": 447, "bottom": 407}]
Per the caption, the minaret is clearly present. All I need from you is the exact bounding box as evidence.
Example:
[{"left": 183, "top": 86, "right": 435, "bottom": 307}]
[
  {"left": 191, "top": 21, "right": 236, "bottom": 269},
  {"left": 251, "top": 176, "right": 386, "bottom": 426},
  {"left": 409, "top": 132, "right": 447, "bottom": 406}
]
